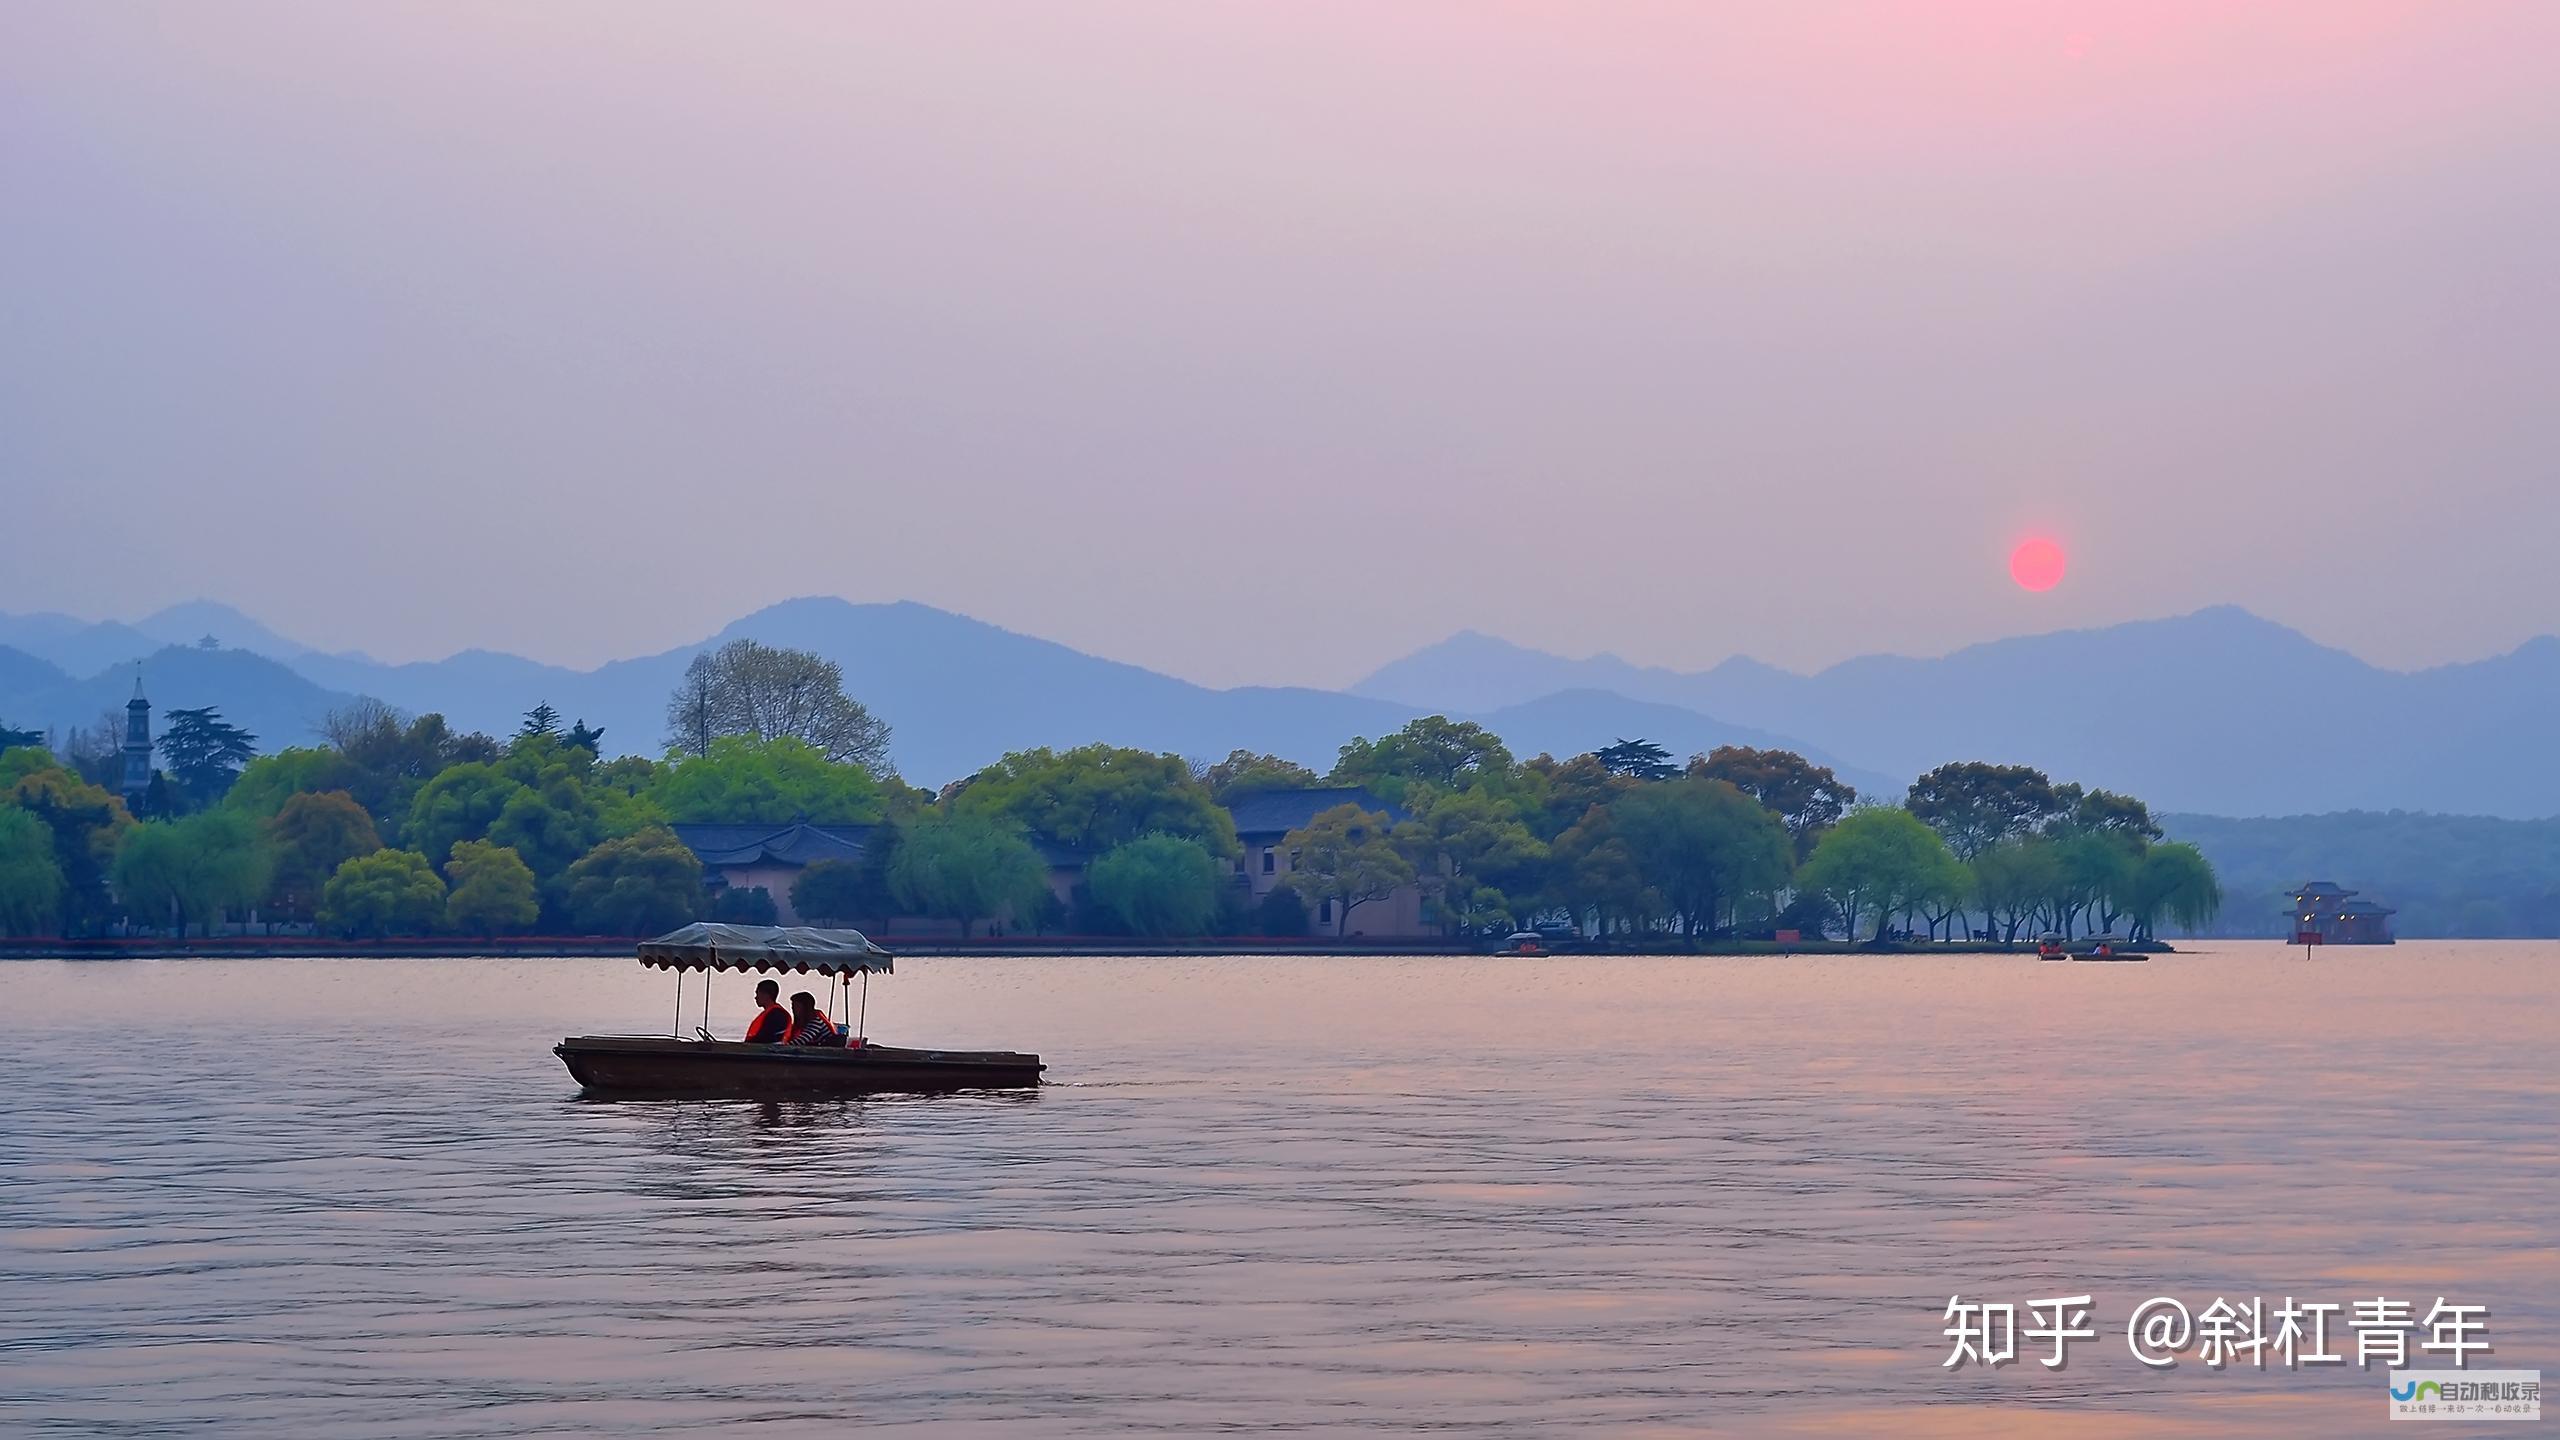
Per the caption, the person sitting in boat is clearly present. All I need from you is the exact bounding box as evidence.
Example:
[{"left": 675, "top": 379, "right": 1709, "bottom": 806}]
[
  {"left": 783, "top": 991, "right": 841, "bottom": 1047},
  {"left": 744, "top": 979, "right": 790, "bottom": 1044}
]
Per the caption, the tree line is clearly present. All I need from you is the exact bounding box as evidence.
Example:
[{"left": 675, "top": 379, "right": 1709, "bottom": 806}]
[{"left": 0, "top": 639, "right": 2220, "bottom": 943}]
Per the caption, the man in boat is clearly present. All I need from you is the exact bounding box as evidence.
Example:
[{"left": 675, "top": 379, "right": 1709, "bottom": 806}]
[
  {"left": 783, "top": 990, "right": 841, "bottom": 1047},
  {"left": 744, "top": 979, "right": 790, "bottom": 1044}
]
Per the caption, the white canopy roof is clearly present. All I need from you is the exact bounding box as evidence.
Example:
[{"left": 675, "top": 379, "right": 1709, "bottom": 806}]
[{"left": 636, "top": 923, "right": 895, "bottom": 976}]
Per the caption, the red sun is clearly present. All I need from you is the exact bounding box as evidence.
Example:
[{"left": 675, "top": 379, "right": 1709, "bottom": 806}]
[{"left": 2009, "top": 537, "right": 2067, "bottom": 592}]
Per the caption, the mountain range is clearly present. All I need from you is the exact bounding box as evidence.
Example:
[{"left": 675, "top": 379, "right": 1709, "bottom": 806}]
[{"left": 3, "top": 599, "right": 2555, "bottom": 818}]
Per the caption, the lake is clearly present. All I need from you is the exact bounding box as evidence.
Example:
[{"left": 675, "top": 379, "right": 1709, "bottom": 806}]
[{"left": 2, "top": 944, "right": 2552, "bottom": 1436}]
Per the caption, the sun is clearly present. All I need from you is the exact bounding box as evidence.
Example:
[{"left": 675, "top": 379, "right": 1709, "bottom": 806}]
[{"left": 2009, "top": 537, "right": 2067, "bottom": 592}]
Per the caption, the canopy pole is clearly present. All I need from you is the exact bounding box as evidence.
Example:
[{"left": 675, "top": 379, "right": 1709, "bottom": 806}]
[
  {"left": 701, "top": 967, "right": 712, "bottom": 1038},
  {"left": 672, "top": 969, "right": 682, "bottom": 1038},
  {"left": 857, "top": 969, "right": 869, "bottom": 1044}
]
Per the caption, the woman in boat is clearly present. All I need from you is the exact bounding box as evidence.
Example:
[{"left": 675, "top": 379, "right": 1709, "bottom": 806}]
[{"left": 783, "top": 990, "right": 841, "bottom": 1047}]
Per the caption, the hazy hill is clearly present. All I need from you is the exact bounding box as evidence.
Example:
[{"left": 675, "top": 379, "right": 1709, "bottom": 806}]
[
  {"left": 1358, "top": 608, "right": 2560, "bottom": 818},
  {"left": 2165, "top": 810, "right": 2560, "bottom": 939},
  {"left": 0, "top": 644, "right": 367, "bottom": 750},
  {"left": 291, "top": 598, "right": 1851, "bottom": 788}
]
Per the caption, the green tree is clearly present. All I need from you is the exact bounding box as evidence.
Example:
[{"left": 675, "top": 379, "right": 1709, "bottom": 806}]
[
  {"left": 2052, "top": 828, "right": 2143, "bottom": 937},
  {"left": 1086, "top": 832, "right": 1225, "bottom": 936},
  {"left": 1970, "top": 835, "right": 2062, "bottom": 942},
  {"left": 404, "top": 762, "right": 521, "bottom": 873},
  {"left": 519, "top": 703, "right": 562, "bottom": 740},
  {"left": 1520, "top": 753, "right": 1637, "bottom": 840},
  {"left": 1396, "top": 785, "right": 1547, "bottom": 934},
  {"left": 562, "top": 826, "right": 704, "bottom": 935},
  {"left": 1594, "top": 738, "right": 1677, "bottom": 781},
  {"left": 2069, "top": 788, "right": 2165, "bottom": 841},
  {"left": 648, "top": 735, "right": 885, "bottom": 825},
  {"left": 0, "top": 724, "right": 43, "bottom": 750},
  {"left": 1797, "top": 808, "right": 1968, "bottom": 943},
  {"left": 487, "top": 777, "right": 603, "bottom": 885},
  {"left": 564, "top": 718, "right": 606, "bottom": 754},
  {"left": 1612, "top": 777, "right": 1794, "bottom": 938},
  {"left": 887, "top": 812, "right": 1049, "bottom": 938},
  {"left": 1549, "top": 802, "right": 1653, "bottom": 937},
  {"left": 320, "top": 849, "right": 447, "bottom": 938},
  {"left": 444, "top": 840, "right": 540, "bottom": 936},
  {"left": 1201, "top": 750, "right": 1321, "bottom": 804},
  {"left": 2127, "top": 841, "right": 2222, "bottom": 940},
  {"left": 225, "top": 747, "right": 361, "bottom": 820},
  {"left": 1330, "top": 717, "right": 1513, "bottom": 804},
  {"left": 5, "top": 760, "right": 134, "bottom": 934},
  {"left": 1281, "top": 803, "right": 1415, "bottom": 937},
  {"left": 954, "top": 745, "right": 1238, "bottom": 856},
  {"left": 112, "top": 810, "right": 273, "bottom": 937},
  {"left": 791, "top": 849, "right": 902, "bottom": 928},
  {"left": 662, "top": 638, "right": 893, "bottom": 772},
  {"left": 1689, "top": 746, "right": 1858, "bottom": 857},
  {"left": 265, "top": 790, "right": 383, "bottom": 921},
  {"left": 0, "top": 806, "right": 66, "bottom": 935},
  {"left": 159, "top": 706, "right": 259, "bottom": 810},
  {"left": 1904, "top": 762, "right": 2067, "bottom": 859}
]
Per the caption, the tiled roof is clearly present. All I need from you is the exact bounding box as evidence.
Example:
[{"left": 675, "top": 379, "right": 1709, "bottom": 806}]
[
  {"left": 1223, "top": 786, "right": 1405, "bottom": 838},
  {"left": 672, "top": 822, "right": 874, "bottom": 868}
]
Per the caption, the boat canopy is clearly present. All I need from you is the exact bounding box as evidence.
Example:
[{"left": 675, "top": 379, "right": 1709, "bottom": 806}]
[{"left": 637, "top": 923, "right": 895, "bottom": 976}]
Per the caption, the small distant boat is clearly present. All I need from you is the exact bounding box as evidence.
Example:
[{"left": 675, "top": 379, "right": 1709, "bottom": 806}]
[
  {"left": 1498, "top": 930, "right": 1550, "bottom": 956},
  {"left": 555, "top": 923, "right": 1044, "bottom": 1097},
  {"left": 2037, "top": 932, "right": 2147, "bottom": 962}
]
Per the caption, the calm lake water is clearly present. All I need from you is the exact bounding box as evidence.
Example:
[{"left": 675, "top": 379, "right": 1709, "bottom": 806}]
[{"left": 2, "top": 944, "right": 2553, "bottom": 1437}]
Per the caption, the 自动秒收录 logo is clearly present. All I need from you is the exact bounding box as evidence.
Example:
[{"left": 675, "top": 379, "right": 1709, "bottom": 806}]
[{"left": 2390, "top": 1379, "right": 2440, "bottom": 1402}]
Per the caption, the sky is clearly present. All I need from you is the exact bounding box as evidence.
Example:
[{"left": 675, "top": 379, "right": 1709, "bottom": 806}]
[{"left": 3, "top": 3, "right": 2556, "bottom": 687}]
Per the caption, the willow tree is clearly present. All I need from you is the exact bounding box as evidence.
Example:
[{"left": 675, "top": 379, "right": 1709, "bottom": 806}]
[{"left": 2128, "top": 842, "right": 2223, "bottom": 940}]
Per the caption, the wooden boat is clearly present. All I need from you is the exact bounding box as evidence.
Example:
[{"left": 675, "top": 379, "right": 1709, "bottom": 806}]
[{"left": 555, "top": 923, "right": 1044, "bottom": 1097}]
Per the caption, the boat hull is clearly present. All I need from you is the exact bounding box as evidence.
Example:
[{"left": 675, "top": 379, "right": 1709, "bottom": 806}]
[{"left": 555, "top": 1036, "right": 1043, "bottom": 1097}]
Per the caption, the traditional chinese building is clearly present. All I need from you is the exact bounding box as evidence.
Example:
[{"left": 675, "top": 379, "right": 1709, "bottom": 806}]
[
  {"left": 1222, "top": 786, "right": 1430, "bottom": 937},
  {"left": 2287, "top": 880, "right": 2397, "bottom": 945}
]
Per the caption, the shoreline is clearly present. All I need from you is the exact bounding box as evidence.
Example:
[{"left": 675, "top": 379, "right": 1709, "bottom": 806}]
[{"left": 0, "top": 936, "right": 2180, "bottom": 961}]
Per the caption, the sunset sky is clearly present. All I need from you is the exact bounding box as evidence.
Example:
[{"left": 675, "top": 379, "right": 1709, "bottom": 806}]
[{"left": 4, "top": 3, "right": 2554, "bottom": 685}]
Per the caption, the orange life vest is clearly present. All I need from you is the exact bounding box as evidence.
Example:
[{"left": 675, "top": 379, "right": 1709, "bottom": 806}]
[
  {"left": 782, "top": 1009, "right": 834, "bottom": 1044},
  {"left": 746, "top": 1002, "right": 789, "bottom": 1043}
]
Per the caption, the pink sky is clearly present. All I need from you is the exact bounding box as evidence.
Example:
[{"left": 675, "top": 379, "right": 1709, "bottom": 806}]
[{"left": 3, "top": 3, "right": 2554, "bottom": 682}]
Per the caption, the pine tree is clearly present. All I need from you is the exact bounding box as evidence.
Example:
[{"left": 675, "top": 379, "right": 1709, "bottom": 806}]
[
  {"left": 519, "top": 703, "right": 562, "bottom": 739},
  {"left": 158, "top": 707, "right": 259, "bottom": 809}
]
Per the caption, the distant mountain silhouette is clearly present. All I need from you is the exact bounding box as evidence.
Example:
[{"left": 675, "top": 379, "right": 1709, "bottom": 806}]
[
  {"left": 10, "top": 599, "right": 2555, "bottom": 816},
  {"left": 1358, "top": 607, "right": 2560, "bottom": 817},
  {"left": 0, "top": 644, "right": 366, "bottom": 751}
]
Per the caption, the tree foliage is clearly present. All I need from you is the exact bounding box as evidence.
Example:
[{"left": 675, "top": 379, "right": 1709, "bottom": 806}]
[
  {"left": 1594, "top": 738, "right": 1677, "bottom": 781},
  {"left": 320, "top": 849, "right": 447, "bottom": 938},
  {"left": 159, "top": 707, "right": 259, "bottom": 809},
  {"left": 1086, "top": 832, "right": 1225, "bottom": 937},
  {"left": 889, "top": 813, "right": 1049, "bottom": 938},
  {"left": 1281, "top": 803, "right": 1414, "bottom": 936},
  {"left": 1201, "top": 750, "right": 1320, "bottom": 804},
  {"left": 648, "top": 736, "right": 884, "bottom": 825},
  {"left": 954, "top": 745, "right": 1238, "bottom": 857},
  {"left": 1905, "top": 762, "right": 2067, "bottom": 859},
  {"left": 562, "top": 826, "right": 703, "bottom": 935},
  {"left": 0, "top": 806, "right": 65, "bottom": 936},
  {"left": 1396, "top": 785, "right": 1547, "bottom": 933},
  {"left": 1611, "top": 777, "right": 1793, "bottom": 937},
  {"left": 113, "top": 810, "right": 272, "bottom": 936},
  {"left": 1689, "top": 746, "right": 1857, "bottom": 856},
  {"left": 1798, "top": 808, "right": 1968, "bottom": 943},
  {"left": 265, "top": 790, "right": 382, "bottom": 920},
  {"left": 4, "top": 758, "right": 133, "bottom": 935},
  {"left": 445, "top": 839, "right": 539, "bottom": 935},
  {"left": 1330, "top": 717, "right": 1512, "bottom": 804},
  {"left": 663, "top": 639, "right": 893, "bottom": 774}
]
